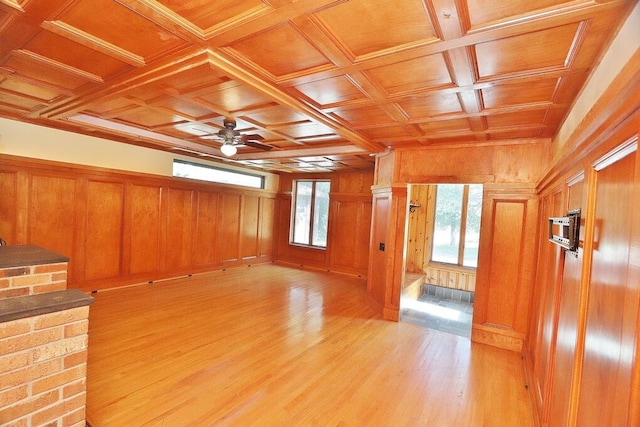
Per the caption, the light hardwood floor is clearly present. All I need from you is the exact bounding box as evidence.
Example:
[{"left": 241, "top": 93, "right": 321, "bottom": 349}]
[{"left": 86, "top": 264, "right": 534, "bottom": 426}]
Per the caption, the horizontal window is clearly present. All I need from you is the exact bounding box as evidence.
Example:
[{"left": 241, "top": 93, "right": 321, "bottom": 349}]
[{"left": 172, "top": 159, "right": 264, "bottom": 189}]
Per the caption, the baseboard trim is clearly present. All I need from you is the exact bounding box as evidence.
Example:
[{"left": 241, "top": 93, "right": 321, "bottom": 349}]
[{"left": 471, "top": 323, "right": 524, "bottom": 352}]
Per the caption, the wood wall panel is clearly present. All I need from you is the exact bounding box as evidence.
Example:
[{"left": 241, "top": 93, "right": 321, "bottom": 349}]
[
  {"left": 0, "top": 171, "right": 17, "bottom": 243},
  {"left": 528, "top": 188, "right": 564, "bottom": 420},
  {"left": 84, "top": 180, "right": 124, "bottom": 281},
  {"left": 164, "top": 188, "right": 194, "bottom": 270},
  {"left": 193, "top": 191, "right": 218, "bottom": 266},
  {"left": 485, "top": 200, "right": 525, "bottom": 327},
  {"left": 329, "top": 198, "right": 359, "bottom": 271},
  {"left": 355, "top": 200, "right": 372, "bottom": 274},
  {"left": 368, "top": 193, "right": 389, "bottom": 306},
  {"left": 405, "top": 185, "right": 432, "bottom": 274},
  {"left": 525, "top": 120, "right": 640, "bottom": 425},
  {"left": 0, "top": 154, "right": 276, "bottom": 291},
  {"left": 28, "top": 174, "right": 77, "bottom": 281},
  {"left": 472, "top": 191, "right": 538, "bottom": 351},
  {"left": 259, "top": 197, "right": 275, "bottom": 260},
  {"left": 218, "top": 193, "right": 241, "bottom": 263},
  {"left": 328, "top": 195, "right": 372, "bottom": 275},
  {"left": 548, "top": 175, "right": 586, "bottom": 426},
  {"left": 424, "top": 265, "right": 476, "bottom": 292},
  {"left": 577, "top": 147, "right": 637, "bottom": 426},
  {"left": 128, "top": 184, "right": 162, "bottom": 276},
  {"left": 275, "top": 171, "right": 373, "bottom": 277},
  {"left": 241, "top": 195, "right": 259, "bottom": 261}
]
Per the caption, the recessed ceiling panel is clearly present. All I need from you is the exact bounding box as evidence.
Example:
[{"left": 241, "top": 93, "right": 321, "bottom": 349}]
[
  {"left": 486, "top": 110, "right": 547, "bottom": 128},
  {"left": 418, "top": 118, "right": 471, "bottom": 133},
  {"left": 244, "top": 107, "right": 310, "bottom": 126},
  {"left": 160, "top": 98, "right": 216, "bottom": 120},
  {"left": 155, "top": 64, "right": 230, "bottom": 94},
  {"left": 115, "top": 107, "right": 186, "bottom": 129},
  {"left": 332, "top": 105, "right": 396, "bottom": 127},
  {"left": 482, "top": 79, "right": 558, "bottom": 109},
  {"left": 314, "top": 0, "right": 436, "bottom": 58},
  {"left": 198, "top": 83, "right": 273, "bottom": 112},
  {"left": 60, "top": 0, "right": 187, "bottom": 60},
  {"left": 0, "top": 91, "right": 43, "bottom": 112},
  {"left": 26, "top": 32, "right": 128, "bottom": 78},
  {"left": 367, "top": 54, "right": 453, "bottom": 95},
  {"left": 294, "top": 75, "right": 367, "bottom": 107},
  {"left": 359, "top": 125, "right": 414, "bottom": 141},
  {"left": 475, "top": 23, "right": 580, "bottom": 79},
  {"left": 0, "top": 76, "right": 63, "bottom": 103},
  {"left": 277, "top": 121, "right": 336, "bottom": 139},
  {"left": 466, "top": 0, "right": 579, "bottom": 28},
  {"left": 155, "top": 0, "right": 269, "bottom": 30},
  {"left": 4, "top": 53, "right": 95, "bottom": 91},
  {"left": 83, "top": 98, "right": 139, "bottom": 116},
  {"left": 228, "top": 23, "right": 332, "bottom": 77},
  {"left": 398, "top": 92, "right": 462, "bottom": 118},
  {"left": 488, "top": 128, "right": 542, "bottom": 140}
]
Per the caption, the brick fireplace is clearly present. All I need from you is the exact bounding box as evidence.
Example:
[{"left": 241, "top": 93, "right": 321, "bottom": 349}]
[{"left": 0, "top": 245, "right": 93, "bottom": 427}]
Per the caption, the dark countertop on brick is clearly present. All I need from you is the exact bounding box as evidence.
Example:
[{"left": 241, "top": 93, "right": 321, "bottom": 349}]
[
  {"left": 0, "top": 289, "right": 94, "bottom": 323},
  {"left": 0, "top": 245, "right": 69, "bottom": 269}
]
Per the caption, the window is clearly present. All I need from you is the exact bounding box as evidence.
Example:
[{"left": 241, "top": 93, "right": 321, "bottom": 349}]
[
  {"left": 291, "top": 180, "right": 330, "bottom": 248},
  {"left": 172, "top": 159, "right": 264, "bottom": 189},
  {"left": 431, "top": 184, "right": 483, "bottom": 267}
]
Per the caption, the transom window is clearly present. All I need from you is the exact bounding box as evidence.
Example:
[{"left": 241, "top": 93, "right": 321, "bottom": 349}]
[
  {"left": 291, "top": 180, "right": 331, "bottom": 248},
  {"left": 431, "top": 184, "right": 483, "bottom": 268},
  {"left": 172, "top": 159, "right": 264, "bottom": 189}
]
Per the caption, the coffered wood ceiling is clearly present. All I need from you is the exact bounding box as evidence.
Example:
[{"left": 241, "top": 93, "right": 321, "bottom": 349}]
[{"left": 0, "top": 0, "right": 634, "bottom": 173}]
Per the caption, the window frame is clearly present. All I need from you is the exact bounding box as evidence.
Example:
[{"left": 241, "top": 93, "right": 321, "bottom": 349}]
[
  {"left": 290, "top": 179, "right": 331, "bottom": 249},
  {"left": 430, "top": 183, "right": 482, "bottom": 268},
  {"left": 172, "top": 159, "right": 265, "bottom": 189}
]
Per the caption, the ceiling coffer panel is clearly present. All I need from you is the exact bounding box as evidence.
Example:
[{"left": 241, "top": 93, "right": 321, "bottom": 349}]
[
  {"left": 227, "top": 22, "right": 333, "bottom": 78},
  {"left": 313, "top": 0, "right": 437, "bottom": 58},
  {"left": 0, "top": 0, "right": 633, "bottom": 173}
]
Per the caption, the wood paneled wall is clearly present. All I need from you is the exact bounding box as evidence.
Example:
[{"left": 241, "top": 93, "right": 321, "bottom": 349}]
[
  {"left": 405, "top": 185, "right": 434, "bottom": 274},
  {"left": 527, "top": 131, "right": 640, "bottom": 427},
  {"left": 0, "top": 155, "right": 276, "bottom": 292},
  {"left": 275, "top": 172, "right": 373, "bottom": 278},
  {"left": 370, "top": 144, "right": 543, "bottom": 335},
  {"left": 472, "top": 188, "right": 538, "bottom": 352},
  {"left": 524, "top": 49, "right": 640, "bottom": 425}
]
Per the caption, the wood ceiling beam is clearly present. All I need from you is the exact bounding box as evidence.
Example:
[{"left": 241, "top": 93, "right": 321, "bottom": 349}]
[
  {"left": 205, "top": 49, "right": 386, "bottom": 153},
  {"left": 233, "top": 144, "right": 368, "bottom": 161}
]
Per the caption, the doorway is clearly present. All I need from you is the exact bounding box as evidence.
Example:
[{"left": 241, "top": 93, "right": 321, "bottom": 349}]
[{"left": 400, "top": 183, "right": 482, "bottom": 338}]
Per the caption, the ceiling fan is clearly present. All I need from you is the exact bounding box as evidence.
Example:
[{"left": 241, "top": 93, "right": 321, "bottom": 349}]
[{"left": 214, "top": 118, "right": 272, "bottom": 156}]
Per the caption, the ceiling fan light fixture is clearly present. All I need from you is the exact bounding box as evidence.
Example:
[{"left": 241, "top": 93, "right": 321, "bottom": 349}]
[{"left": 220, "top": 143, "right": 237, "bottom": 157}]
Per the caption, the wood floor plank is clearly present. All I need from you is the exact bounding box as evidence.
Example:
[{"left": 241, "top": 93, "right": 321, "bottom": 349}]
[{"left": 86, "top": 265, "right": 533, "bottom": 426}]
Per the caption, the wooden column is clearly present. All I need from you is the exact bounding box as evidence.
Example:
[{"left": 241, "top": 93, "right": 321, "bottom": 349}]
[{"left": 367, "top": 185, "right": 407, "bottom": 321}]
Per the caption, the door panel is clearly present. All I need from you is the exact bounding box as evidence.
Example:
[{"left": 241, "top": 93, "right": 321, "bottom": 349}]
[{"left": 577, "top": 147, "right": 637, "bottom": 426}]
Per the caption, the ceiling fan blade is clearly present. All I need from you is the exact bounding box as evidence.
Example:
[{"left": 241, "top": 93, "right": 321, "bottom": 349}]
[
  {"left": 242, "top": 134, "right": 264, "bottom": 141},
  {"left": 244, "top": 140, "right": 273, "bottom": 151}
]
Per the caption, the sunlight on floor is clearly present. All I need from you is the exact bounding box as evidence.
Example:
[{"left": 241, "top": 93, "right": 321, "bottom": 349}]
[{"left": 402, "top": 298, "right": 462, "bottom": 321}]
